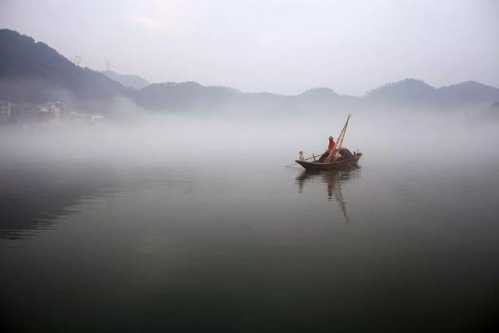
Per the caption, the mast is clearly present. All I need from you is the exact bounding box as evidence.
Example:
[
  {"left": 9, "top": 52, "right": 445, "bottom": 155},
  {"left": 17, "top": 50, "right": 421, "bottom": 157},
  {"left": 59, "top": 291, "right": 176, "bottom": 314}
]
[{"left": 326, "top": 114, "right": 351, "bottom": 162}]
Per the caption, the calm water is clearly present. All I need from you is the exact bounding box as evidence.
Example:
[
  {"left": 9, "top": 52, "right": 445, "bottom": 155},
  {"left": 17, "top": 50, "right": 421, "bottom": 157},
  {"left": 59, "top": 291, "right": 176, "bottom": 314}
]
[{"left": 1, "top": 129, "right": 499, "bottom": 332}]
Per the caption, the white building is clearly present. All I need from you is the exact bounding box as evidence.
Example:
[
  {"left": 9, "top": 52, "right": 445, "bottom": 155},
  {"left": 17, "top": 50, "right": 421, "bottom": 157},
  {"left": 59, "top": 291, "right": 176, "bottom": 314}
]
[
  {"left": 68, "top": 111, "right": 104, "bottom": 123},
  {"left": 47, "top": 101, "right": 65, "bottom": 120},
  {"left": 0, "top": 101, "right": 11, "bottom": 121},
  {"left": 36, "top": 101, "right": 65, "bottom": 122}
]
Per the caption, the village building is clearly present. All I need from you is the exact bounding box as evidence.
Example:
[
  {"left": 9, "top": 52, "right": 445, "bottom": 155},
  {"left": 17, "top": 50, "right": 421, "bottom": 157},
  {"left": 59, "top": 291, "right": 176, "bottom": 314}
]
[
  {"left": 1, "top": 101, "right": 104, "bottom": 125},
  {"left": 9, "top": 101, "right": 65, "bottom": 123},
  {"left": 36, "top": 101, "right": 65, "bottom": 123},
  {"left": 0, "top": 101, "right": 12, "bottom": 121}
]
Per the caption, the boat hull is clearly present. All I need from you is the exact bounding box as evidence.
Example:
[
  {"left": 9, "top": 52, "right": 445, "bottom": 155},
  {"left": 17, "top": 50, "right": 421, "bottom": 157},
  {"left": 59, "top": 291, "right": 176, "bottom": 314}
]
[{"left": 295, "top": 153, "right": 362, "bottom": 171}]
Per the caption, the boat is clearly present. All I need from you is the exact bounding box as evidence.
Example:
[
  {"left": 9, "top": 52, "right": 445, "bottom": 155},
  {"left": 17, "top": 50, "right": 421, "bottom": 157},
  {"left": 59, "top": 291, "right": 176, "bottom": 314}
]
[
  {"left": 292, "top": 114, "right": 363, "bottom": 171},
  {"left": 295, "top": 150, "right": 362, "bottom": 171}
]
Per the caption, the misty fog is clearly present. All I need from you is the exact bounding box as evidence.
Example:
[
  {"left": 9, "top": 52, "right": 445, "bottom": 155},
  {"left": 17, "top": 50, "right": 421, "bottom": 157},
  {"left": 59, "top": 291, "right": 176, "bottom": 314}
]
[{"left": 2, "top": 106, "right": 497, "bottom": 167}]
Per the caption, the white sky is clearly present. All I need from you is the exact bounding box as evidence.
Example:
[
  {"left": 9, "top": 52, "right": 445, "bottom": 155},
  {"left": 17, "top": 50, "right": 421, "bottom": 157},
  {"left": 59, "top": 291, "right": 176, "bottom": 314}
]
[{"left": 1, "top": 0, "right": 498, "bottom": 95}]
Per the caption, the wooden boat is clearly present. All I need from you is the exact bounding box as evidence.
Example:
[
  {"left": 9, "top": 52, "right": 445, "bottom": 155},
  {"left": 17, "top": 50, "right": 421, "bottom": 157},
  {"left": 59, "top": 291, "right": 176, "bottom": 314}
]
[
  {"left": 290, "top": 114, "right": 362, "bottom": 171},
  {"left": 295, "top": 152, "right": 362, "bottom": 171}
]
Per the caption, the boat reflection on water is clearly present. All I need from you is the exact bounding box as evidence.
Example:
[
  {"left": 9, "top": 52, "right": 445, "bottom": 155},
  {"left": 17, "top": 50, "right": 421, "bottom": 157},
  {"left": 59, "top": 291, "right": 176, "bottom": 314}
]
[{"left": 296, "top": 167, "right": 360, "bottom": 223}]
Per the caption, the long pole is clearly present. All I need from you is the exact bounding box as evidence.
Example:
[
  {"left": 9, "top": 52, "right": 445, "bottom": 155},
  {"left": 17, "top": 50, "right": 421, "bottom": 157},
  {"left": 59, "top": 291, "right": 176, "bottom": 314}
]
[
  {"left": 326, "top": 114, "right": 351, "bottom": 162},
  {"left": 334, "top": 114, "right": 351, "bottom": 159},
  {"left": 285, "top": 152, "right": 327, "bottom": 167}
]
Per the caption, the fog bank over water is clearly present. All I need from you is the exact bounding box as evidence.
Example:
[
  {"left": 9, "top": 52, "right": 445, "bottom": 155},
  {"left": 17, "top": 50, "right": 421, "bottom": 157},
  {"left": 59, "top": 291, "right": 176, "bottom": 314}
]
[{"left": 2, "top": 110, "right": 498, "bottom": 166}]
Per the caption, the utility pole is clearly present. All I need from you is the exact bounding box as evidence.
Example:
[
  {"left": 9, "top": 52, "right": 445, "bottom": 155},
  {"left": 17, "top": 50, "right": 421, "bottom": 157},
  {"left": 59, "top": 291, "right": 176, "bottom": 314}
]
[{"left": 105, "top": 59, "right": 111, "bottom": 71}]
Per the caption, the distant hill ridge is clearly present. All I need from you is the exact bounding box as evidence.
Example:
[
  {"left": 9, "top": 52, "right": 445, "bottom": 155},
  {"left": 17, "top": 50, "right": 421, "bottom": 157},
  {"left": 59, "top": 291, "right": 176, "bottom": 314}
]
[
  {"left": 101, "top": 70, "right": 149, "bottom": 90},
  {"left": 363, "top": 78, "right": 499, "bottom": 111},
  {"left": 366, "top": 79, "right": 436, "bottom": 99},
  {"left": 1, "top": 28, "right": 499, "bottom": 114}
]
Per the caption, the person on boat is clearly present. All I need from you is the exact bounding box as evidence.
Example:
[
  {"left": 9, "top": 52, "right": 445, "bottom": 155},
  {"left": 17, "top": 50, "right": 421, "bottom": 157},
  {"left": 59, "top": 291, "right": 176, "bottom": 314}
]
[
  {"left": 326, "top": 136, "right": 338, "bottom": 162},
  {"left": 298, "top": 151, "right": 305, "bottom": 161},
  {"left": 327, "top": 136, "right": 336, "bottom": 152},
  {"left": 319, "top": 136, "right": 336, "bottom": 162}
]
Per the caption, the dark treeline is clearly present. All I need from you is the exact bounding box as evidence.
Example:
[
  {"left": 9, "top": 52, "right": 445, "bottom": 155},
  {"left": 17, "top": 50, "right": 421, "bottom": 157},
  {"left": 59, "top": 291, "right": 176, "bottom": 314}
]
[{"left": 1, "top": 29, "right": 499, "bottom": 119}]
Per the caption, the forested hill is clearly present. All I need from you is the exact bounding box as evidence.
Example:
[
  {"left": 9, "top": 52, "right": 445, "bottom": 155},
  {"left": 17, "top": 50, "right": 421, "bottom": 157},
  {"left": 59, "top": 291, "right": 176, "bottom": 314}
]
[{"left": 0, "top": 29, "right": 129, "bottom": 111}]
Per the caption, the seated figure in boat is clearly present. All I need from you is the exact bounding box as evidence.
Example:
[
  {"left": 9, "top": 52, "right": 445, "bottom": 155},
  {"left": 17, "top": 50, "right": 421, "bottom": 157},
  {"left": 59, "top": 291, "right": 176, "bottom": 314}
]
[{"left": 298, "top": 151, "right": 305, "bottom": 161}]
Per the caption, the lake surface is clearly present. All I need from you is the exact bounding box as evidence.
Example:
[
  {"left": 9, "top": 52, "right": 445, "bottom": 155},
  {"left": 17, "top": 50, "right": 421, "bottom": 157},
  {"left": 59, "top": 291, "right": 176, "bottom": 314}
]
[{"left": 1, "top": 121, "right": 499, "bottom": 332}]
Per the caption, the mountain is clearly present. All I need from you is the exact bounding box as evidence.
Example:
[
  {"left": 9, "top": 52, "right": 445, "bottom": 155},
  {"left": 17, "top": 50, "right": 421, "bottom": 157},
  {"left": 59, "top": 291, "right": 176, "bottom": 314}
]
[
  {"left": 364, "top": 79, "right": 439, "bottom": 111},
  {"left": 438, "top": 81, "right": 499, "bottom": 109},
  {"left": 101, "top": 70, "right": 149, "bottom": 89},
  {"left": 132, "top": 82, "right": 242, "bottom": 111},
  {"left": 365, "top": 79, "right": 437, "bottom": 103},
  {"left": 299, "top": 88, "right": 340, "bottom": 99},
  {"left": 298, "top": 88, "right": 360, "bottom": 111},
  {"left": 2, "top": 28, "right": 499, "bottom": 116},
  {"left": 0, "top": 29, "right": 129, "bottom": 112},
  {"left": 474, "top": 101, "right": 499, "bottom": 124},
  {"left": 364, "top": 78, "right": 499, "bottom": 111},
  {"left": 132, "top": 84, "right": 354, "bottom": 114}
]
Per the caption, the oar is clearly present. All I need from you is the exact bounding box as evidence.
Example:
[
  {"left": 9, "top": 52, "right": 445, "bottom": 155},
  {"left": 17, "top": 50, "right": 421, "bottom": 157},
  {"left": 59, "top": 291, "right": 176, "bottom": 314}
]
[{"left": 286, "top": 152, "right": 326, "bottom": 167}]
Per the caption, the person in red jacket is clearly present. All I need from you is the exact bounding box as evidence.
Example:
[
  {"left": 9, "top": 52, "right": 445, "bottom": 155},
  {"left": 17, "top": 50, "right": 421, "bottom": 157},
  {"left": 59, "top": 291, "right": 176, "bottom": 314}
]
[
  {"left": 327, "top": 136, "right": 336, "bottom": 152},
  {"left": 325, "top": 136, "right": 337, "bottom": 162},
  {"left": 319, "top": 136, "right": 336, "bottom": 162}
]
